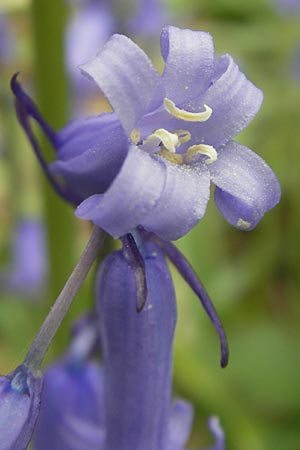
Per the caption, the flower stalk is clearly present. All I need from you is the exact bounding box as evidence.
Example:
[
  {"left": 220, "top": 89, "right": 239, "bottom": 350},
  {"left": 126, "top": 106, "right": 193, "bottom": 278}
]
[
  {"left": 23, "top": 225, "right": 103, "bottom": 373},
  {"left": 30, "top": 0, "right": 76, "bottom": 299}
]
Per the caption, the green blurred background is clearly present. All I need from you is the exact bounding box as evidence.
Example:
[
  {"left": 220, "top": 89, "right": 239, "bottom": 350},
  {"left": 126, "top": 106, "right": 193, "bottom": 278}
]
[{"left": 0, "top": 0, "right": 299, "bottom": 449}]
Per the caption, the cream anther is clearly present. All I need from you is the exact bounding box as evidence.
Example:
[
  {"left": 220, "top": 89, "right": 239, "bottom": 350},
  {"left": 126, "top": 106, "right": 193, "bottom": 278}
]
[
  {"left": 163, "top": 98, "right": 212, "bottom": 122},
  {"left": 144, "top": 128, "right": 179, "bottom": 153},
  {"left": 130, "top": 129, "right": 141, "bottom": 145},
  {"left": 237, "top": 218, "right": 251, "bottom": 230},
  {"left": 185, "top": 144, "right": 218, "bottom": 164},
  {"left": 157, "top": 148, "right": 183, "bottom": 165},
  {"left": 174, "top": 129, "right": 191, "bottom": 144}
]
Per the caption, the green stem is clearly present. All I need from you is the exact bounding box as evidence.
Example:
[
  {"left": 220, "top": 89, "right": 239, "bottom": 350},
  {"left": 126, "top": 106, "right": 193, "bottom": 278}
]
[{"left": 30, "top": 0, "right": 76, "bottom": 299}]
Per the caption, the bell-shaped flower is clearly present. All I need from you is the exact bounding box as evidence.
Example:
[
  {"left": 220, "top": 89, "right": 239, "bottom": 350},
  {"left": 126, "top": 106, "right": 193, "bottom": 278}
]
[
  {"left": 12, "top": 26, "right": 280, "bottom": 242},
  {"left": 32, "top": 319, "right": 104, "bottom": 450},
  {"left": 0, "top": 364, "right": 42, "bottom": 450},
  {"left": 0, "top": 219, "right": 48, "bottom": 298},
  {"left": 62, "top": 26, "right": 280, "bottom": 239},
  {"left": 96, "top": 240, "right": 177, "bottom": 450},
  {"left": 96, "top": 239, "right": 225, "bottom": 450}
]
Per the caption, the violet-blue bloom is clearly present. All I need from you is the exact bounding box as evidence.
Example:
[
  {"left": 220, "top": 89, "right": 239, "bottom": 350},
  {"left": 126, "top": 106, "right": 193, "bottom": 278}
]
[
  {"left": 96, "top": 240, "right": 225, "bottom": 450},
  {"left": 0, "top": 365, "right": 42, "bottom": 450},
  {"left": 0, "top": 219, "right": 48, "bottom": 297},
  {"left": 33, "top": 321, "right": 104, "bottom": 450},
  {"left": 96, "top": 240, "right": 176, "bottom": 450},
  {"left": 50, "top": 25, "right": 280, "bottom": 240}
]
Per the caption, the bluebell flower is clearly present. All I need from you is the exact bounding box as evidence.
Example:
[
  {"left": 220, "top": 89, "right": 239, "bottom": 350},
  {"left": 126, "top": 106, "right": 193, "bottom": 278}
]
[
  {"left": 11, "top": 25, "right": 281, "bottom": 368},
  {"left": 0, "top": 365, "right": 42, "bottom": 450},
  {"left": 96, "top": 240, "right": 176, "bottom": 450},
  {"left": 69, "top": 26, "right": 280, "bottom": 239},
  {"left": 32, "top": 319, "right": 104, "bottom": 450},
  {"left": 0, "top": 219, "right": 48, "bottom": 297},
  {"left": 12, "top": 26, "right": 281, "bottom": 240},
  {"left": 28, "top": 239, "right": 225, "bottom": 450},
  {"left": 95, "top": 239, "right": 225, "bottom": 450}
]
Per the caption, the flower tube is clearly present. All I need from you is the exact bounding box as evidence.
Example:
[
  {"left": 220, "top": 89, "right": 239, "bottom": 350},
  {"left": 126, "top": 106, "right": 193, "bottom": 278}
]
[{"left": 96, "top": 240, "right": 176, "bottom": 450}]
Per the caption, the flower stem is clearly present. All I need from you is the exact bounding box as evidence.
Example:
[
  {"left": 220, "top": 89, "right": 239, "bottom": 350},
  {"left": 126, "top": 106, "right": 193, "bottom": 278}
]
[
  {"left": 30, "top": 0, "right": 76, "bottom": 299},
  {"left": 23, "top": 226, "right": 104, "bottom": 373}
]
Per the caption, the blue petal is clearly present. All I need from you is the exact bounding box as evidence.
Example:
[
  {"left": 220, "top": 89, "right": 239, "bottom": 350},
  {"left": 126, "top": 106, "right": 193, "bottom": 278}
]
[
  {"left": 0, "top": 365, "right": 42, "bottom": 450},
  {"left": 52, "top": 112, "right": 128, "bottom": 199},
  {"left": 206, "top": 417, "right": 225, "bottom": 450},
  {"left": 80, "top": 34, "right": 164, "bottom": 135},
  {"left": 33, "top": 360, "right": 104, "bottom": 450},
  {"left": 75, "top": 147, "right": 166, "bottom": 237},
  {"left": 59, "top": 415, "right": 105, "bottom": 450},
  {"left": 96, "top": 241, "right": 176, "bottom": 450},
  {"left": 187, "top": 54, "right": 263, "bottom": 148},
  {"left": 209, "top": 141, "right": 281, "bottom": 230},
  {"left": 161, "top": 26, "right": 214, "bottom": 105},
  {"left": 167, "top": 400, "right": 194, "bottom": 450},
  {"left": 141, "top": 159, "right": 211, "bottom": 240}
]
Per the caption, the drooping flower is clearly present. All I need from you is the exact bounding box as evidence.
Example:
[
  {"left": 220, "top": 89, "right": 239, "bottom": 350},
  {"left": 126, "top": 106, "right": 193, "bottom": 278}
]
[
  {"left": 96, "top": 239, "right": 176, "bottom": 450},
  {"left": 95, "top": 239, "right": 225, "bottom": 450},
  {"left": 0, "top": 365, "right": 42, "bottom": 450},
  {"left": 12, "top": 26, "right": 280, "bottom": 242},
  {"left": 0, "top": 218, "right": 48, "bottom": 298},
  {"left": 11, "top": 25, "right": 282, "bottom": 370},
  {"left": 32, "top": 317, "right": 104, "bottom": 450}
]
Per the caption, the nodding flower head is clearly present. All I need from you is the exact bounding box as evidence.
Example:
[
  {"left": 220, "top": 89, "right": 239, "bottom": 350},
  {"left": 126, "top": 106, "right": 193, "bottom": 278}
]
[
  {"left": 12, "top": 26, "right": 281, "bottom": 241},
  {"left": 0, "top": 365, "right": 42, "bottom": 450}
]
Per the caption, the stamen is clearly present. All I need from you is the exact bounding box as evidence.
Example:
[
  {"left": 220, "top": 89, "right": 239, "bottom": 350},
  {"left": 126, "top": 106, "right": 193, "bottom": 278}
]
[
  {"left": 173, "top": 129, "right": 191, "bottom": 144},
  {"left": 164, "top": 98, "right": 212, "bottom": 122},
  {"left": 143, "top": 128, "right": 179, "bottom": 153},
  {"left": 237, "top": 218, "right": 251, "bottom": 230},
  {"left": 156, "top": 149, "right": 183, "bottom": 165},
  {"left": 130, "top": 129, "right": 141, "bottom": 145},
  {"left": 185, "top": 144, "right": 218, "bottom": 164}
]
